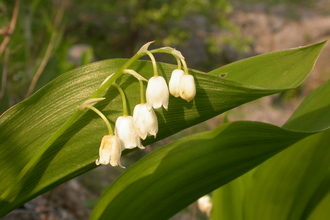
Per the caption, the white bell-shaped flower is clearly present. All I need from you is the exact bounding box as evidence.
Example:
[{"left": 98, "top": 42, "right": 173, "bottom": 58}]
[
  {"left": 95, "top": 135, "right": 125, "bottom": 168},
  {"left": 169, "top": 69, "right": 184, "bottom": 98},
  {"left": 146, "top": 76, "right": 169, "bottom": 110},
  {"left": 133, "top": 103, "right": 158, "bottom": 140},
  {"left": 115, "top": 116, "right": 144, "bottom": 149},
  {"left": 179, "top": 74, "right": 196, "bottom": 102}
]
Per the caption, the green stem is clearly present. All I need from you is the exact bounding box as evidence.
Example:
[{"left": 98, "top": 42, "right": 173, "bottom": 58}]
[
  {"left": 112, "top": 83, "right": 128, "bottom": 116},
  {"left": 89, "top": 106, "right": 113, "bottom": 135},
  {"left": 149, "top": 47, "right": 185, "bottom": 72},
  {"left": 175, "top": 56, "right": 182, "bottom": 70},
  {"left": 92, "top": 52, "right": 142, "bottom": 98},
  {"left": 181, "top": 58, "right": 189, "bottom": 75},
  {"left": 139, "top": 80, "right": 146, "bottom": 104},
  {"left": 145, "top": 50, "right": 158, "bottom": 77}
]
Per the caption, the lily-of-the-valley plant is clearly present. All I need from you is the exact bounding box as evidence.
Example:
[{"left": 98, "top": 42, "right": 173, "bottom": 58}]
[{"left": 83, "top": 42, "right": 196, "bottom": 168}]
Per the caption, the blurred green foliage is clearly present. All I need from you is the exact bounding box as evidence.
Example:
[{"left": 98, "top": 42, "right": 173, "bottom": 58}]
[{"left": 0, "top": 0, "right": 250, "bottom": 113}]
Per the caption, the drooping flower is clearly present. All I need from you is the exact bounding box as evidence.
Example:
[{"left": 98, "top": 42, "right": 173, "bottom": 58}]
[
  {"left": 146, "top": 76, "right": 169, "bottom": 110},
  {"left": 133, "top": 103, "right": 158, "bottom": 140},
  {"left": 169, "top": 69, "right": 184, "bottom": 98},
  {"left": 95, "top": 135, "right": 125, "bottom": 168},
  {"left": 115, "top": 116, "right": 144, "bottom": 149},
  {"left": 179, "top": 74, "right": 196, "bottom": 102}
]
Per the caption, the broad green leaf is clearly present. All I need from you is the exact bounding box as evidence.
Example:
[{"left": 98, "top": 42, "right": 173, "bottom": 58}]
[
  {"left": 241, "top": 131, "right": 330, "bottom": 220},
  {"left": 211, "top": 131, "right": 330, "bottom": 220},
  {"left": 91, "top": 77, "right": 330, "bottom": 219},
  {"left": 0, "top": 42, "right": 325, "bottom": 216},
  {"left": 212, "top": 77, "right": 330, "bottom": 220},
  {"left": 242, "top": 79, "right": 330, "bottom": 220}
]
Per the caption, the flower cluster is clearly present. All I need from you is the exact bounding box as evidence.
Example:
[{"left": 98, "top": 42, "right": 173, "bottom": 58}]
[{"left": 84, "top": 42, "right": 196, "bottom": 168}]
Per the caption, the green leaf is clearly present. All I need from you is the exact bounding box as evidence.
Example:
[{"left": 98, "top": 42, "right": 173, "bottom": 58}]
[
  {"left": 211, "top": 130, "right": 330, "bottom": 220},
  {"left": 0, "top": 42, "right": 325, "bottom": 216},
  {"left": 237, "top": 130, "right": 330, "bottom": 220},
  {"left": 212, "top": 76, "right": 330, "bottom": 220}
]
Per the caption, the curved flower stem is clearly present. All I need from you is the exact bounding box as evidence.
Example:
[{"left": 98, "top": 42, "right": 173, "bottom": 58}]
[
  {"left": 112, "top": 83, "right": 129, "bottom": 116},
  {"left": 145, "top": 50, "right": 158, "bottom": 77},
  {"left": 149, "top": 47, "right": 185, "bottom": 72},
  {"left": 175, "top": 56, "right": 182, "bottom": 70},
  {"left": 139, "top": 80, "right": 146, "bottom": 104},
  {"left": 181, "top": 58, "right": 189, "bottom": 75},
  {"left": 89, "top": 106, "right": 113, "bottom": 135}
]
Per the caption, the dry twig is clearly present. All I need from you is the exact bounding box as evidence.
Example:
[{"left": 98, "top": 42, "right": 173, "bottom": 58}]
[
  {"left": 0, "top": 48, "right": 10, "bottom": 105},
  {"left": 0, "top": 0, "right": 21, "bottom": 58},
  {"left": 26, "top": 0, "right": 66, "bottom": 97}
]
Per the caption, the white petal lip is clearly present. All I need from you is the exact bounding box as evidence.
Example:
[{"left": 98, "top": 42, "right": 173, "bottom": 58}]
[
  {"left": 115, "top": 116, "right": 144, "bottom": 149},
  {"left": 169, "top": 69, "right": 184, "bottom": 98},
  {"left": 146, "top": 76, "right": 169, "bottom": 110},
  {"left": 95, "top": 135, "right": 125, "bottom": 168},
  {"left": 133, "top": 104, "right": 158, "bottom": 140},
  {"left": 179, "top": 74, "right": 196, "bottom": 102}
]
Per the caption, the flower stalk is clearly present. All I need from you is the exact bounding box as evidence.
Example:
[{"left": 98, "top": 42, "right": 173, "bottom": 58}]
[
  {"left": 139, "top": 80, "right": 146, "bottom": 104},
  {"left": 88, "top": 106, "right": 113, "bottom": 135},
  {"left": 112, "top": 83, "right": 129, "bottom": 116},
  {"left": 145, "top": 50, "right": 158, "bottom": 77}
]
